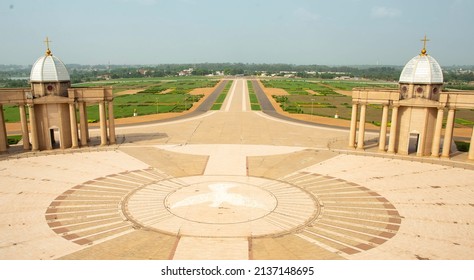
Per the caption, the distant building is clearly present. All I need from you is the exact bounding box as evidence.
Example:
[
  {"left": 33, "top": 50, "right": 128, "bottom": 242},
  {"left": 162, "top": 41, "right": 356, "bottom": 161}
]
[
  {"left": 97, "top": 74, "right": 111, "bottom": 80},
  {"left": 205, "top": 71, "right": 225, "bottom": 77},
  {"left": 138, "top": 69, "right": 149, "bottom": 75},
  {"left": 334, "top": 76, "right": 352, "bottom": 80},
  {"left": 178, "top": 68, "right": 194, "bottom": 76}
]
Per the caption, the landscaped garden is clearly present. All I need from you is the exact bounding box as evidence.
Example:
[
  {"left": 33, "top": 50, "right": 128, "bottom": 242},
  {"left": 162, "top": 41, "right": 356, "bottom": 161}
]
[
  {"left": 2, "top": 77, "right": 473, "bottom": 134},
  {"left": 211, "top": 80, "right": 233, "bottom": 110},
  {"left": 262, "top": 79, "right": 353, "bottom": 118},
  {"left": 261, "top": 79, "right": 474, "bottom": 130},
  {"left": 1, "top": 77, "right": 219, "bottom": 124},
  {"left": 247, "top": 80, "right": 261, "bottom": 110},
  {"left": 79, "top": 78, "right": 219, "bottom": 121}
]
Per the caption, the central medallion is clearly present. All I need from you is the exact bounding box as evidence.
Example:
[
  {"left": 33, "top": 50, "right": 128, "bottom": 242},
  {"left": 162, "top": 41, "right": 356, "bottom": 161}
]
[
  {"left": 124, "top": 175, "right": 319, "bottom": 238},
  {"left": 165, "top": 181, "right": 278, "bottom": 224}
]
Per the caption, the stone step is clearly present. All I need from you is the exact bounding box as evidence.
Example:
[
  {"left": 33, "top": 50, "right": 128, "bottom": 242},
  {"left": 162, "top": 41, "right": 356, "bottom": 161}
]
[{"left": 48, "top": 213, "right": 120, "bottom": 226}]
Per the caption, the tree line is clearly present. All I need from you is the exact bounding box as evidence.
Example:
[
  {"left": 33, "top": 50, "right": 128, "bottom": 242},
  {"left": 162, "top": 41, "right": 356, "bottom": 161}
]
[{"left": 1, "top": 63, "right": 473, "bottom": 87}]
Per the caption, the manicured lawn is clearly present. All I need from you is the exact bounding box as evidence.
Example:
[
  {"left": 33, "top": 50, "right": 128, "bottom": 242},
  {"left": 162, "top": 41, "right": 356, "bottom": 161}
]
[
  {"left": 7, "top": 135, "right": 22, "bottom": 145},
  {"left": 86, "top": 93, "right": 199, "bottom": 121},
  {"left": 211, "top": 104, "right": 222, "bottom": 110},
  {"left": 251, "top": 104, "right": 261, "bottom": 110},
  {"left": 249, "top": 94, "right": 258, "bottom": 104},
  {"left": 74, "top": 78, "right": 218, "bottom": 115},
  {"left": 2, "top": 77, "right": 219, "bottom": 123},
  {"left": 455, "top": 141, "right": 470, "bottom": 152},
  {"left": 211, "top": 80, "right": 233, "bottom": 110},
  {"left": 2, "top": 105, "right": 20, "bottom": 122},
  {"left": 138, "top": 79, "right": 218, "bottom": 94},
  {"left": 261, "top": 79, "right": 340, "bottom": 95},
  {"left": 247, "top": 80, "right": 261, "bottom": 111},
  {"left": 266, "top": 79, "right": 474, "bottom": 127},
  {"left": 215, "top": 94, "right": 227, "bottom": 104},
  {"left": 322, "top": 80, "right": 397, "bottom": 91},
  {"left": 455, "top": 118, "right": 474, "bottom": 126},
  {"left": 266, "top": 79, "right": 395, "bottom": 124}
]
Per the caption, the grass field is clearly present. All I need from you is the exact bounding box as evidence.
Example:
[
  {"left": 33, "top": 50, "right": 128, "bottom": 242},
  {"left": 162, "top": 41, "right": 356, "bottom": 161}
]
[
  {"left": 211, "top": 80, "right": 233, "bottom": 110},
  {"left": 7, "top": 135, "right": 21, "bottom": 145},
  {"left": 2, "top": 105, "right": 21, "bottom": 122},
  {"left": 73, "top": 76, "right": 219, "bottom": 94},
  {"left": 264, "top": 79, "right": 474, "bottom": 127},
  {"left": 247, "top": 80, "right": 261, "bottom": 110},
  {"left": 2, "top": 78, "right": 473, "bottom": 130},
  {"left": 321, "top": 80, "right": 398, "bottom": 91},
  {"left": 81, "top": 78, "right": 219, "bottom": 121},
  {"left": 2, "top": 78, "right": 219, "bottom": 123},
  {"left": 264, "top": 79, "right": 350, "bottom": 116},
  {"left": 445, "top": 84, "right": 474, "bottom": 91},
  {"left": 261, "top": 79, "right": 340, "bottom": 95}
]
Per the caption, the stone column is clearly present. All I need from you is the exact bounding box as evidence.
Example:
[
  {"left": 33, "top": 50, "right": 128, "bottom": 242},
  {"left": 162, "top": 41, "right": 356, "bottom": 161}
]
[
  {"left": 468, "top": 126, "right": 474, "bottom": 160},
  {"left": 357, "top": 104, "right": 367, "bottom": 150},
  {"left": 431, "top": 108, "right": 444, "bottom": 157},
  {"left": 83, "top": 103, "right": 89, "bottom": 142},
  {"left": 387, "top": 106, "right": 399, "bottom": 154},
  {"left": 78, "top": 102, "right": 88, "bottom": 146},
  {"left": 378, "top": 104, "right": 389, "bottom": 151},
  {"left": 69, "top": 103, "right": 79, "bottom": 148},
  {"left": 19, "top": 105, "right": 30, "bottom": 150},
  {"left": 441, "top": 108, "right": 456, "bottom": 158},
  {"left": 348, "top": 103, "right": 358, "bottom": 148},
  {"left": 28, "top": 105, "right": 39, "bottom": 151},
  {"left": 99, "top": 101, "right": 108, "bottom": 146},
  {"left": 107, "top": 101, "right": 116, "bottom": 145},
  {"left": 0, "top": 105, "right": 7, "bottom": 152}
]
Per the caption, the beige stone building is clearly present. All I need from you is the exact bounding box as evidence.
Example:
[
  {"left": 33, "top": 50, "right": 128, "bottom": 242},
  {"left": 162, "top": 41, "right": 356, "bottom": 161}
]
[
  {"left": 350, "top": 39, "right": 474, "bottom": 160},
  {"left": 0, "top": 39, "right": 115, "bottom": 152}
]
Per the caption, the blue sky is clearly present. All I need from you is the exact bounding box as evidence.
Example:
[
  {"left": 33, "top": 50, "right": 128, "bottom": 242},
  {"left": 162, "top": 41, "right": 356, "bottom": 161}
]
[{"left": 1, "top": 0, "right": 473, "bottom": 65}]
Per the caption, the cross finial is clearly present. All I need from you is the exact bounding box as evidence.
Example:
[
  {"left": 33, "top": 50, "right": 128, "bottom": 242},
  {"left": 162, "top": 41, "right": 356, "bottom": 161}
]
[
  {"left": 44, "top": 37, "right": 52, "bottom": 56},
  {"left": 420, "top": 35, "right": 430, "bottom": 56}
]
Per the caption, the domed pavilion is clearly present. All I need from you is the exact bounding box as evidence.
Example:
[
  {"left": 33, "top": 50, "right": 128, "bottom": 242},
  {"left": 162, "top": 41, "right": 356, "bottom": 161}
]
[
  {"left": 350, "top": 36, "right": 474, "bottom": 160},
  {"left": 0, "top": 38, "right": 115, "bottom": 152}
]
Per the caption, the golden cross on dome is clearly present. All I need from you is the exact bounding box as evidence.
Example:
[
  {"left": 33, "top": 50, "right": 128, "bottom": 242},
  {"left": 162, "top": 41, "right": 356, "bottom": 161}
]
[
  {"left": 44, "top": 37, "right": 52, "bottom": 56},
  {"left": 420, "top": 35, "right": 429, "bottom": 56}
]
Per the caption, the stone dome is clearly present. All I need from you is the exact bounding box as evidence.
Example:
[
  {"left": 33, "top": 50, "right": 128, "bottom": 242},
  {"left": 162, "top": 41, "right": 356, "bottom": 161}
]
[
  {"left": 30, "top": 54, "right": 70, "bottom": 82},
  {"left": 399, "top": 54, "right": 443, "bottom": 84}
]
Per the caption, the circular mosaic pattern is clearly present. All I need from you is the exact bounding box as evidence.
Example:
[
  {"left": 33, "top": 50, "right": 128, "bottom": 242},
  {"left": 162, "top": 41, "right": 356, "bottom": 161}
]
[
  {"left": 165, "top": 181, "right": 278, "bottom": 224},
  {"left": 124, "top": 176, "right": 320, "bottom": 238},
  {"left": 45, "top": 168, "right": 401, "bottom": 257}
]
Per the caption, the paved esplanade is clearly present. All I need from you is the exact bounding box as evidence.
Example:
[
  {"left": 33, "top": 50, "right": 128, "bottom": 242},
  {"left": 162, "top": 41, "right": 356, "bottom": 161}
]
[{"left": 1, "top": 79, "right": 473, "bottom": 260}]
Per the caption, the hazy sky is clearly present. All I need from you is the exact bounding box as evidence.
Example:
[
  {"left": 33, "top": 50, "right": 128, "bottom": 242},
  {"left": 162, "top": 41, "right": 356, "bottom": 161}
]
[{"left": 1, "top": 0, "right": 473, "bottom": 66}]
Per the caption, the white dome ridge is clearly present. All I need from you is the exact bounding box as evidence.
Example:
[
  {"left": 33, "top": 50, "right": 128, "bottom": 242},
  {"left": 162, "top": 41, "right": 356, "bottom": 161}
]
[
  {"left": 30, "top": 54, "right": 70, "bottom": 82},
  {"left": 399, "top": 53, "right": 443, "bottom": 84}
]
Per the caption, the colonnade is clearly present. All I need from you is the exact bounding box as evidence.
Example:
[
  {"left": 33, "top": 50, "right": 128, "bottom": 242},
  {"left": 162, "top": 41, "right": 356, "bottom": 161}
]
[
  {"left": 0, "top": 100, "right": 115, "bottom": 153},
  {"left": 348, "top": 102, "right": 474, "bottom": 160}
]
